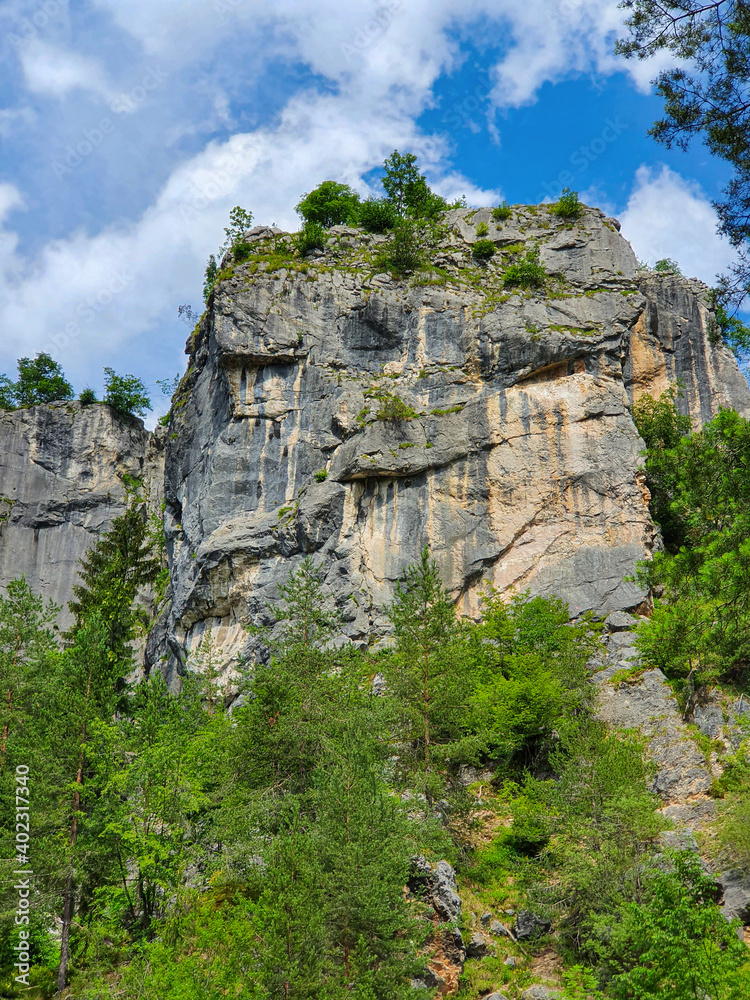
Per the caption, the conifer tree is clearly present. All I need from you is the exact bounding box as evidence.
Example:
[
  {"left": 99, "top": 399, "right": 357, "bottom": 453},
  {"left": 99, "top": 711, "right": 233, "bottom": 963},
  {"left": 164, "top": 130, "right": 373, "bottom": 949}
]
[
  {"left": 385, "top": 548, "right": 467, "bottom": 793},
  {"left": 67, "top": 500, "right": 160, "bottom": 664}
]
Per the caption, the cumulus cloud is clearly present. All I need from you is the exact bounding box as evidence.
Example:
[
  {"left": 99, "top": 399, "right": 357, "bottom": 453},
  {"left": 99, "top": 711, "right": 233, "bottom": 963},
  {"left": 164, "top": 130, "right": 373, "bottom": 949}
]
[
  {"left": 619, "top": 165, "right": 736, "bottom": 284},
  {"left": 0, "top": 0, "right": 681, "bottom": 397}
]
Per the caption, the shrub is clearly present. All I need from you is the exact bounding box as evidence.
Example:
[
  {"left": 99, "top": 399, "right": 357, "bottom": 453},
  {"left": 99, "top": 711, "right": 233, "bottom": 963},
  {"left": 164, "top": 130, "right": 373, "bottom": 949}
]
[
  {"left": 295, "top": 221, "right": 327, "bottom": 256},
  {"left": 79, "top": 388, "right": 97, "bottom": 405},
  {"left": 654, "top": 257, "right": 682, "bottom": 275},
  {"left": 358, "top": 198, "right": 399, "bottom": 233},
  {"left": 492, "top": 202, "right": 512, "bottom": 221},
  {"left": 503, "top": 247, "right": 546, "bottom": 289},
  {"left": 103, "top": 367, "right": 151, "bottom": 419},
  {"left": 295, "top": 181, "right": 360, "bottom": 227},
  {"left": 550, "top": 187, "right": 582, "bottom": 219},
  {"left": 221, "top": 206, "right": 254, "bottom": 253},
  {"left": 472, "top": 238, "right": 496, "bottom": 261},
  {"left": 374, "top": 222, "right": 424, "bottom": 274},
  {"left": 374, "top": 392, "right": 417, "bottom": 421},
  {"left": 475, "top": 221, "right": 489, "bottom": 236},
  {"left": 232, "top": 240, "right": 254, "bottom": 263},
  {"left": 314, "top": 469, "right": 328, "bottom": 482}
]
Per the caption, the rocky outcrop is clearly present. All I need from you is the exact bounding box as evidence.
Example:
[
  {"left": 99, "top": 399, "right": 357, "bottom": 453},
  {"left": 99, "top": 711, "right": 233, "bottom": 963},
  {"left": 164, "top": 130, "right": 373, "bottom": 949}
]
[
  {"left": 159, "top": 206, "right": 750, "bottom": 678},
  {"left": 0, "top": 401, "right": 163, "bottom": 629},
  {"left": 1, "top": 206, "right": 748, "bottom": 675}
]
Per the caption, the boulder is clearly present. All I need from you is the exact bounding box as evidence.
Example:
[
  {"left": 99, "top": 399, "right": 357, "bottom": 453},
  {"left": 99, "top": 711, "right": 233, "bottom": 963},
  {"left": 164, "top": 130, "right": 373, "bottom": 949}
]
[
  {"left": 514, "top": 910, "right": 551, "bottom": 940},
  {"left": 466, "top": 932, "right": 488, "bottom": 958}
]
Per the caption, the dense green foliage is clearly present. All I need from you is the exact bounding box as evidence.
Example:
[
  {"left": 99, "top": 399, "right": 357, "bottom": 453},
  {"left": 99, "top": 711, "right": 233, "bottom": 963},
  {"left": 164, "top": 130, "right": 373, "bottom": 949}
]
[
  {"left": 295, "top": 181, "right": 360, "bottom": 227},
  {"left": 3, "top": 442, "right": 750, "bottom": 998},
  {"left": 374, "top": 221, "right": 425, "bottom": 274},
  {"left": 0, "top": 354, "right": 73, "bottom": 410},
  {"left": 633, "top": 401, "right": 750, "bottom": 686},
  {"left": 492, "top": 202, "right": 512, "bottom": 221},
  {"left": 617, "top": 1, "right": 750, "bottom": 308},
  {"left": 358, "top": 197, "right": 399, "bottom": 233},
  {"left": 103, "top": 368, "right": 151, "bottom": 419}
]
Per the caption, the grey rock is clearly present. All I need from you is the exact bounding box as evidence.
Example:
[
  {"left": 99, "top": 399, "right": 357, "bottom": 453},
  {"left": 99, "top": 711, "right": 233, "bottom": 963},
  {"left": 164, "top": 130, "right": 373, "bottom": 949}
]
[
  {"left": 0, "top": 401, "right": 163, "bottom": 631},
  {"left": 504, "top": 956, "right": 517, "bottom": 968},
  {"left": 408, "top": 856, "right": 461, "bottom": 923},
  {"left": 466, "top": 932, "right": 488, "bottom": 958},
  {"left": 597, "top": 668, "right": 713, "bottom": 804},
  {"left": 521, "top": 988, "right": 562, "bottom": 1000},
  {"left": 488, "top": 920, "right": 514, "bottom": 939},
  {"left": 485, "top": 994, "right": 510, "bottom": 1000},
  {"left": 155, "top": 207, "right": 750, "bottom": 666},
  {"left": 659, "top": 830, "right": 699, "bottom": 853},
  {"left": 605, "top": 610, "right": 637, "bottom": 631},
  {"left": 4, "top": 209, "right": 750, "bottom": 680},
  {"left": 719, "top": 870, "right": 750, "bottom": 924},
  {"left": 433, "top": 860, "right": 462, "bottom": 922},
  {"left": 514, "top": 910, "right": 551, "bottom": 940},
  {"left": 480, "top": 911, "right": 492, "bottom": 925},
  {"left": 693, "top": 702, "right": 725, "bottom": 740}
]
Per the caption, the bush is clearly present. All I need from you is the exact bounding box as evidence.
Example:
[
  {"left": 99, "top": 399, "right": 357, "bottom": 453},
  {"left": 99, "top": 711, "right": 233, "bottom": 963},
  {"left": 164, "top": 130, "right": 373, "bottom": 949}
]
[
  {"left": 295, "top": 181, "right": 360, "bottom": 227},
  {"left": 374, "top": 392, "right": 417, "bottom": 421},
  {"left": 472, "top": 238, "right": 496, "bottom": 261},
  {"left": 492, "top": 202, "right": 512, "bottom": 221},
  {"left": 295, "top": 221, "right": 326, "bottom": 256},
  {"left": 550, "top": 187, "right": 583, "bottom": 219},
  {"left": 503, "top": 247, "right": 546, "bottom": 289},
  {"left": 374, "top": 222, "right": 424, "bottom": 274},
  {"left": 103, "top": 367, "right": 151, "bottom": 418},
  {"left": 475, "top": 221, "right": 489, "bottom": 236},
  {"left": 314, "top": 469, "right": 328, "bottom": 482},
  {"left": 79, "top": 388, "right": 97, "bottom": 405},
  {"left": 654, "top": 257, "right": 682, "bottom": 274},
  {"left": 358, "top": 198, "right": 399, "bottom": 233},
  {"left": 232, "top": 240, "right": 254, "bottom": 263}
]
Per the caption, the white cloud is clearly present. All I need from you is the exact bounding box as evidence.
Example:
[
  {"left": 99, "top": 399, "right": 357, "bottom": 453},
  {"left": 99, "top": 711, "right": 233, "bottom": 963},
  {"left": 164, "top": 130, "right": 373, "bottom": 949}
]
[
  {"left": 619, "top": 165, "right": 736, "bottom": 284},
  {"left": 0, "top": 89, "right": 498, "bottom": 370},
  {"left": 18, "top": 40, "right": 115, "bottom": 102},
  {"left": 0, "top": 0, "right": 683, "bottom": 394},
  {"left": 0, "top": 184, "right": 24, "bottom": 224}
]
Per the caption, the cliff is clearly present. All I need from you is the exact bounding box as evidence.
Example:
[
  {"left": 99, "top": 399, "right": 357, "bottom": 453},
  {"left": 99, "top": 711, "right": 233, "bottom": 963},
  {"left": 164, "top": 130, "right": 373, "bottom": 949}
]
[
  {"left": 1, "top": 204, "right": 748, "bottom": 680},
  {"left": 0, "top": 401, "right": 164, "bottom": 630},
  {"left": 158, "top": 205, "right": 750, "bottom": 680}
]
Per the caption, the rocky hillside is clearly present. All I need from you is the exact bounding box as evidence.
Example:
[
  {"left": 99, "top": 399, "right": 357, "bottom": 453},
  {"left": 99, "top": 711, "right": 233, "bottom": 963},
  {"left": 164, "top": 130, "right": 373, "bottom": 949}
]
[{"left": 1, "top": 203, "right": 749, "bottom": 678}]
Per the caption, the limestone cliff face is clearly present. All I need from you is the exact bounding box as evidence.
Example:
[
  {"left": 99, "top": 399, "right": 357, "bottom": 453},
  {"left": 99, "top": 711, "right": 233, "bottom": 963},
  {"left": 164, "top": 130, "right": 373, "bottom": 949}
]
[
  {"left": 1, "top": 206, "right": 747, "bottom": 678},
  {"left": 159, "top": 206, "right": 750, "bottom": 677},
  {"left": 0, "top": 401, "right": 163, "bottom": 629}
]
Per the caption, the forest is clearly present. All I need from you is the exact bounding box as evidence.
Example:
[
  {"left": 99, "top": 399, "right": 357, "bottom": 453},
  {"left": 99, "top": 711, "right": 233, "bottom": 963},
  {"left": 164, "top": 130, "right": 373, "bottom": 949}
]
[{"left": 0, "top": 392, "right": 749, "bottom": 1000}]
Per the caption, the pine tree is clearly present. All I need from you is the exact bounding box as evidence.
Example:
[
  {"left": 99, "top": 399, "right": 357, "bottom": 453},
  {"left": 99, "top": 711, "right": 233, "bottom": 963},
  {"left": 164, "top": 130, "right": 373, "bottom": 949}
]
[{"left": 67, "top": 500, "right": 160, "bottom": 664}]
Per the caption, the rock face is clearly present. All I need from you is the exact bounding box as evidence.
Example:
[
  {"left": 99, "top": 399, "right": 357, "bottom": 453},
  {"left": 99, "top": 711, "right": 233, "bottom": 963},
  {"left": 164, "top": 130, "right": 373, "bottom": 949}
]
[
  {"left": 160, "top": 206, "right": 750, "bottom": 675},
  {"left": 0, "top": 401, "right": 163, "bottom": 629},
  {"left": 1, "top": 206, "right": 748, "bottom": 673}
]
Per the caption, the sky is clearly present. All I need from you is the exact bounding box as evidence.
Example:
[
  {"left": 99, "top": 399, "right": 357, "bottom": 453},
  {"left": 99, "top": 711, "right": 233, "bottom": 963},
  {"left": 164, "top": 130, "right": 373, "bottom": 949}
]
[{"left": 0, "top": 0, "right": 743, "bottom": 426}]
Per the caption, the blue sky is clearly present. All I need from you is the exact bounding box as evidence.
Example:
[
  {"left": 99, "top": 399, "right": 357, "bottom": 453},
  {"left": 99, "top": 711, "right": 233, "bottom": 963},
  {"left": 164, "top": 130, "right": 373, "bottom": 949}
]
[{"left": 0, "top": 0, "right": 743, "bottom": 425}]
